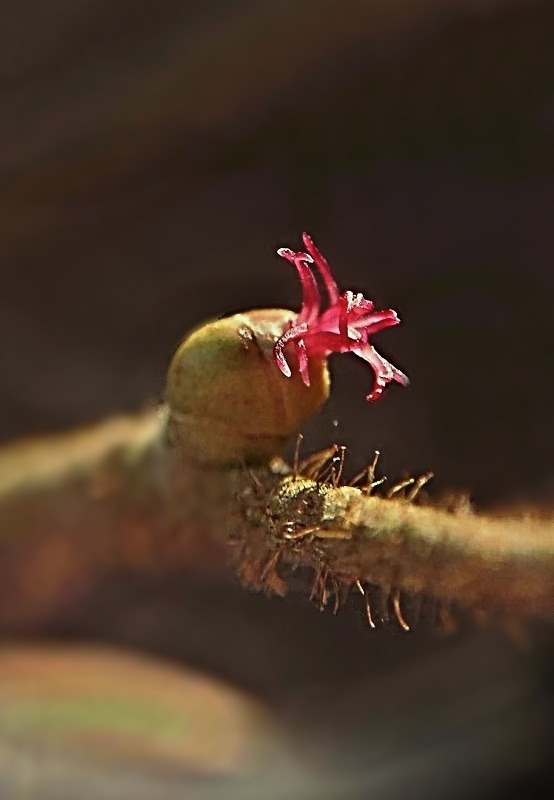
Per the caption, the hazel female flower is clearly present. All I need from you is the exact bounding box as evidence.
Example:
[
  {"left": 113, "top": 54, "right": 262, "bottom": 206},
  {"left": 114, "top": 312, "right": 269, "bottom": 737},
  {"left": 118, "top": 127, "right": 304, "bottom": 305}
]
[
  {"left": 166, "top": 232, "right": 408, "bottom": 466},
  {"left": 274, "top": 233, "right": 409, "bottom": 402}
]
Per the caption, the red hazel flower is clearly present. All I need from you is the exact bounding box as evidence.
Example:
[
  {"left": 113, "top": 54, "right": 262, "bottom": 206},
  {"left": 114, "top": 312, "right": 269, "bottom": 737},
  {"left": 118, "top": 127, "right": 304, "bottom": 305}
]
[{"left": 274, "top": 233, "right": 409, "bottom": 402}]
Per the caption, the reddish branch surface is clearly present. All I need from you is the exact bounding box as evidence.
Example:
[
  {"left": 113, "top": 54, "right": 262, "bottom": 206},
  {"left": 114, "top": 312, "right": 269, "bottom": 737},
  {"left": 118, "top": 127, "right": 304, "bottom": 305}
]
[{"left": 0, "top": 409, "right": 224, "bottom": 630}]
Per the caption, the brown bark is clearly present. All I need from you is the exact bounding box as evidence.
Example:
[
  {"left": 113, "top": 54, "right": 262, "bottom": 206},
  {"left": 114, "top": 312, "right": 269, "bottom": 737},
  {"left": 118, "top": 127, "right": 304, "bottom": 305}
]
[
  {"left": 0, "top": 409, "right": 551, "bottom": 632},
  {"left": 0, "top": 409, "right": 225, "bottom": 629}
]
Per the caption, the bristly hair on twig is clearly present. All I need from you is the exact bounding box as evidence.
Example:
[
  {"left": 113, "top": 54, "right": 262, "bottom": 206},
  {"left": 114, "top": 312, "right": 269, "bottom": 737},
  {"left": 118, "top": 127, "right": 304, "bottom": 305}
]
[
  {"left": 229, "top": 440, "right": 554, "bottom": 634},
  {"left": 231, "top": 441, "right": 439, "bottom": 632}
]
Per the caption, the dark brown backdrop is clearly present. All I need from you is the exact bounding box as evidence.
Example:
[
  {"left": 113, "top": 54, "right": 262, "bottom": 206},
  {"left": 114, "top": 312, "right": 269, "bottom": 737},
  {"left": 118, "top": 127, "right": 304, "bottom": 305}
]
[{"left": 0, "top": 2, "right": 552, "bottom": 798}]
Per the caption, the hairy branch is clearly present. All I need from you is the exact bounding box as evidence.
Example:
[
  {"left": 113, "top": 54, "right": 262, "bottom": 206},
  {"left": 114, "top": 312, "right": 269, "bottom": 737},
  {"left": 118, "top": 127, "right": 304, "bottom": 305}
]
[
  {"left": 231, "top": 472, "right": 554, "bottom": 620},
  {"left": 0, "top": 407, "right": 552, "bottom": 633}
]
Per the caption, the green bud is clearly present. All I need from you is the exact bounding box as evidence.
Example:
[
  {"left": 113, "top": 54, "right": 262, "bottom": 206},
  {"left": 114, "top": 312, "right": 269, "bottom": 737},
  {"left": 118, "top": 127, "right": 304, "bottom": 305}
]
[{"left": 166, "top": 309, "right": 330, "bottom": 466}]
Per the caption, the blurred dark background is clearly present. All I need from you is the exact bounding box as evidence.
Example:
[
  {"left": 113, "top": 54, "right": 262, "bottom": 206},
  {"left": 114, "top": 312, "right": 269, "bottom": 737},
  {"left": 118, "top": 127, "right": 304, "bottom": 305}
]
[{"left": 0, "top": 1, "right": 552, "bottom": 798}]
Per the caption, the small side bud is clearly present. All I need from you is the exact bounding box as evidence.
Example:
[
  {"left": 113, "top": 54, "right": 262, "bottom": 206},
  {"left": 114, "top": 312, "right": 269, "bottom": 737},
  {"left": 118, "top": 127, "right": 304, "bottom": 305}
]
[{"left": 166, "top": 309, "right": 330, "bottom": 466}]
